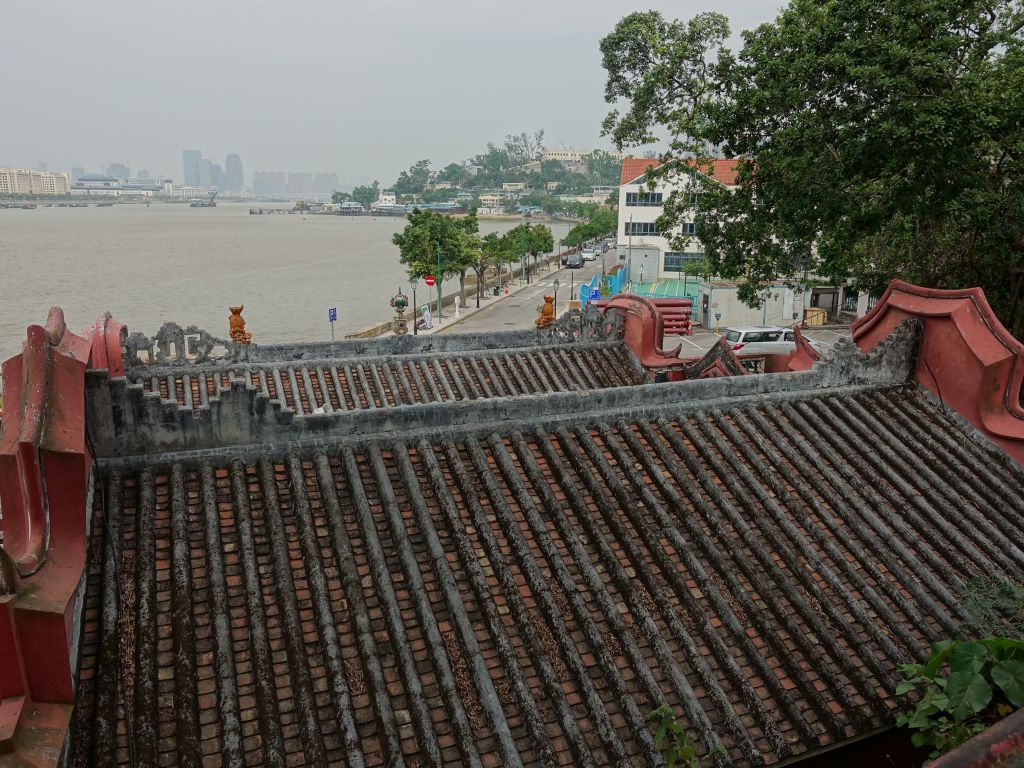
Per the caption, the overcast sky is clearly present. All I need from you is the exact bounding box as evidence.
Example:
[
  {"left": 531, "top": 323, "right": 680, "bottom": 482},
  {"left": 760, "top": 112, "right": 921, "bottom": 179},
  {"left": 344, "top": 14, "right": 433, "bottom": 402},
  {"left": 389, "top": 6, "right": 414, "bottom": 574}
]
[{"left": 2, "top": 0, "right": 779, "bottom": 186}]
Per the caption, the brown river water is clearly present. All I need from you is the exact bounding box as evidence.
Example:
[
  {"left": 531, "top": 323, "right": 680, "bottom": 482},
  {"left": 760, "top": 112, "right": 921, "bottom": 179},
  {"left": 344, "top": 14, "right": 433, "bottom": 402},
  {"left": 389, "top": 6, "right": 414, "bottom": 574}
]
[{"left": 0, "top": 202, "right": 572, "bottom": 363}]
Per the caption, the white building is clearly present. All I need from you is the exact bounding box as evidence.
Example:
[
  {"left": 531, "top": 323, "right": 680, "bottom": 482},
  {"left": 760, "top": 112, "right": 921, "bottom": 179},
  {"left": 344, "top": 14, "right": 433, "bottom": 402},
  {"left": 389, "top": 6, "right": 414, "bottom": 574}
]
[
  {"left": 0, "top": 168, "right": 70, "bottom": 196},
  {"left": 501, "top": 182, "right": 526, "bottom": 191},
  {"left": 371, "top": 191, "right": 397, "bottom": 211},
  {"left": 167, "top": 185, "right": 219, "bottom": 199},
  {"left": 616, "top": 157, "right": 739, "bottom": 283},
  {"left": 543, "top": 148, "right": 629, "bottom": 163}
]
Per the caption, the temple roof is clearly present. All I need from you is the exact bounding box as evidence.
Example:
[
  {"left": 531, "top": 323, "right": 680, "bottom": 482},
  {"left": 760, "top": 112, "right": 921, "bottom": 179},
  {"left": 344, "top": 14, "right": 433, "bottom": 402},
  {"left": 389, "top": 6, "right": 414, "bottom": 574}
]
[
  {"left": 68, "top": 381, "right": 1024, "bottom": 767},
  {"left": 4, "top": 287, "right": 1024, "bottom": 767},
  {"left": 63, "top": 318, "right": 1024, "bottom": 767},
  {"left": 128, "top": 341, "right": 645, "bottom": 416}
]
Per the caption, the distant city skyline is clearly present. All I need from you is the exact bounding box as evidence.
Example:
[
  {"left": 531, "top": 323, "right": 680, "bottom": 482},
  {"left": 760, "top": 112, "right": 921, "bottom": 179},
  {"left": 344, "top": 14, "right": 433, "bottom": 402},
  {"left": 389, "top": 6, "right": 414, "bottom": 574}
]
[{"left": 0, "top": 2, "right": 777, "bottom": 185}]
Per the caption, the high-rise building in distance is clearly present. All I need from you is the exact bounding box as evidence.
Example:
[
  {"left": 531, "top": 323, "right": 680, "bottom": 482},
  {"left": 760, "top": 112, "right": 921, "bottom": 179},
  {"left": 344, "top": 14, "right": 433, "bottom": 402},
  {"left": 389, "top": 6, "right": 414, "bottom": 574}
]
[
  {"left": 182, "top": 150, "right": 201, "bottom": 186},
  {"left": 0, "top": 168, "right": 70, "bottom": 195},
  {"left": 106, "top": 162, "right": 131, "bottom": 180},
  {"left": 253, "top": 171, "right": 288, "bottom": 196},
  {"left": 225, "top": 154, "right": 243, "bottom": 191}
]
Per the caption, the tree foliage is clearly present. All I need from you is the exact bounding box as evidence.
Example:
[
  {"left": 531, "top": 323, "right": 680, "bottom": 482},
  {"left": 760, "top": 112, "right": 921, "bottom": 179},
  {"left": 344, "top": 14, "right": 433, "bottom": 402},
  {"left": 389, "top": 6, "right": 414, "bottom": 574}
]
[
  {"left": 393, "top": 159, "right": 432, "bottom": 198},
  {"left": 564, "top": 207, "right": 617, "bottom": 247},
  {"left": 392, "top": 208, "right": 477, "bottom": 280},
  {"left": 504, "top": 130, "right": 546, "bottom": 167},
  {"left": 350, "top": 181, "right": 379, "bottom": 208},
  {"left": 600, "top": 1, "right": 1024, "bottom": 336}
]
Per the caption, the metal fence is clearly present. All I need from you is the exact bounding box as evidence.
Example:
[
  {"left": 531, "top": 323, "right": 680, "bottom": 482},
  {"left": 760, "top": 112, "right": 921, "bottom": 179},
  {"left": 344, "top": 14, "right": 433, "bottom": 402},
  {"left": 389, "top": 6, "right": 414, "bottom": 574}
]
[{"left": 578, "top": 264, "right": 628, "bottom": 307}]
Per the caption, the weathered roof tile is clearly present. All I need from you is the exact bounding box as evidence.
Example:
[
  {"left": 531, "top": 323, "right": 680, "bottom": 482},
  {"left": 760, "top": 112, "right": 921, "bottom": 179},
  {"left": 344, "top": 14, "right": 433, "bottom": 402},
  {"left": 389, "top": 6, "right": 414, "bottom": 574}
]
[{"left": 69, "top": 385, "right": 1024, "bottom": 766}]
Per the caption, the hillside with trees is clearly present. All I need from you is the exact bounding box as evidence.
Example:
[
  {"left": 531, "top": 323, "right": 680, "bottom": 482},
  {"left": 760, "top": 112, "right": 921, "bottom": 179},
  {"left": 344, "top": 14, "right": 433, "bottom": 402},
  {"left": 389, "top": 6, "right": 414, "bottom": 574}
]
[{"left": 386, "top": 130, "right": 626, "bottom": 202}]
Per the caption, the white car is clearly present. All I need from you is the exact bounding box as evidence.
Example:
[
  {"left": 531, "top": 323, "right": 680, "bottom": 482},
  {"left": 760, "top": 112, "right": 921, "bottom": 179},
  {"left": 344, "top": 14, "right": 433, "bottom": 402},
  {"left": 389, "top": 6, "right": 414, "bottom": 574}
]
[
  {"left": 722, "top": 326, "right": 823, "bottom": 355},
  {"left": 581, "top": 248, "right": 597, "bottom": 261}
]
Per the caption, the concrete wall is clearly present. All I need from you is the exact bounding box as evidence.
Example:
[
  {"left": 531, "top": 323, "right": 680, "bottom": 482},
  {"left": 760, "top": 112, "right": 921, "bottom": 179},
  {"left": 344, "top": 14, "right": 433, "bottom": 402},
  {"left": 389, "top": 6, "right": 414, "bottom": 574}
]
[{"left": 699, "top": 283, "right": 805, "bottom": 329}]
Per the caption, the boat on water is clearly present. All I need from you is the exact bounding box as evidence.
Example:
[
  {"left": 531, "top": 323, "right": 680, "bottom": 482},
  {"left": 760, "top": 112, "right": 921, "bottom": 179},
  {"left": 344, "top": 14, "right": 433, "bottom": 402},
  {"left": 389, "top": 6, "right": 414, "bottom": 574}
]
[{"left": 190, "top": 190, "right": 218, "bottom": 208}]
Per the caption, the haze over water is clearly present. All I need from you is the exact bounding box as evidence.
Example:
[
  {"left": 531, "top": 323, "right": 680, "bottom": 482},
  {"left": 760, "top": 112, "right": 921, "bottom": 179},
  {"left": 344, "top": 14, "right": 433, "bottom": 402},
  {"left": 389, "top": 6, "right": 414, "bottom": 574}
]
[{"left": 0, "top": 203, "right": 573, "bottom": 362}]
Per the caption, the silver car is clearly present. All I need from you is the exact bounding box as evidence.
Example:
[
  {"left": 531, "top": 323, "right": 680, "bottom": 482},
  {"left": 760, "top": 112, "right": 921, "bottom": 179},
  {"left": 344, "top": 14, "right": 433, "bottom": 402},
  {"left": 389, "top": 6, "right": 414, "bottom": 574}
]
[{"left": 722, "top": 326, "right": 823, "bottom": 355}]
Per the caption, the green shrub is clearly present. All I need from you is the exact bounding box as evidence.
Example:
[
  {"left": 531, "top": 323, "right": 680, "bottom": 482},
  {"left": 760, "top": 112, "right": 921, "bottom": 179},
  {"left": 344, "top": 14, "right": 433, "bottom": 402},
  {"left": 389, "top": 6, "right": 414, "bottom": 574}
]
[{"left": 896, "top": 637, "right": 1024, "bottom": 758}]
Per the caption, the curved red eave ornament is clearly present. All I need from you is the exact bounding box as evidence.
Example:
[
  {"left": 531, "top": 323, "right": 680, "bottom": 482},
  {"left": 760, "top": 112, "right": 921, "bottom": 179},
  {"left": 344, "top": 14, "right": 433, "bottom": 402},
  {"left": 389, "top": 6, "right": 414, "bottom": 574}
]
[{"left": 852, "top": 280, "right": 1024, "bottom": 465}]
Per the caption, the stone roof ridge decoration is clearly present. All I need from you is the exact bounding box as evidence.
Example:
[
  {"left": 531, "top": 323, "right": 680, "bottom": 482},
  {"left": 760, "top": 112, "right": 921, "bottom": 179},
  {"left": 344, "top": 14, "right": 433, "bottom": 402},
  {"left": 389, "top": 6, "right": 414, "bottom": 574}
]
[
  {"left": 852, "top": 280, "right": 1024, "bottom": 463},
  {"left": 123, "top": 321, "right": 242, "bottom": 367},
  {"left": 813, "top": 317, "right": 922, "bottom": 389},
  {"left": 536, "top": 302, "right": 625, "bottom": 344},
  {"left": 88, "top": 317, "right": 925, "bottom": 462},
  {"left": 683, "top": 337, "right": 748, "bottom": 379}
]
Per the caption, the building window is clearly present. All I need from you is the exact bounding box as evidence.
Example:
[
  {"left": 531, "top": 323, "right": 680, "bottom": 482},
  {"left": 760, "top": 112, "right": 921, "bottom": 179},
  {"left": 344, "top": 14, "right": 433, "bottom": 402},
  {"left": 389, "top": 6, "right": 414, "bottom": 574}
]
[
  {"left": 663, "top": 251, "right": 703, "bottom": 272},
  {"left": 624, "top": 221, "right": 658, "bottom": 236},
  {"left": 681, "top": 222, "right": 696, "bottom": 235},
  {"left": 625, "top": 191, "right": 663, "bottom": 206}
]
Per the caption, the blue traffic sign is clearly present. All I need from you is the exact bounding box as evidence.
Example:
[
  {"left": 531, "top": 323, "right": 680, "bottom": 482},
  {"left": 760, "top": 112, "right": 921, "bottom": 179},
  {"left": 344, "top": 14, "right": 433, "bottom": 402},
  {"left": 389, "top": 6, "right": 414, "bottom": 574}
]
[{"left": 328, "top": 307, "right": 337, "bottom": 322}]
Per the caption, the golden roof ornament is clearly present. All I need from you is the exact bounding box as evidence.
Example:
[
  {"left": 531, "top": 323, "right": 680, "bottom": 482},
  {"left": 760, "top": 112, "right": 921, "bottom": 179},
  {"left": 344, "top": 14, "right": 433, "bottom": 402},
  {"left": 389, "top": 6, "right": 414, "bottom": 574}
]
[
  {"left": 228, "top": 305, "right": 253, "bottom": 345},
  {"left": 535, "top": 295, "right": 556, "bottom": 328}
]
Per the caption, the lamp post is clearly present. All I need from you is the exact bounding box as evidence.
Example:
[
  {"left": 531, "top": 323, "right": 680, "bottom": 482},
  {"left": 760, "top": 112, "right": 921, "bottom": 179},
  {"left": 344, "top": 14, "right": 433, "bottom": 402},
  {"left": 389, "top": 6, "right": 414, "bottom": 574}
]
[
  {"left": 410, "top": 277, "right": 418, "bottom": 335},
  {"left": 553, "top": 278, "right": 560, "bottom": 318}
]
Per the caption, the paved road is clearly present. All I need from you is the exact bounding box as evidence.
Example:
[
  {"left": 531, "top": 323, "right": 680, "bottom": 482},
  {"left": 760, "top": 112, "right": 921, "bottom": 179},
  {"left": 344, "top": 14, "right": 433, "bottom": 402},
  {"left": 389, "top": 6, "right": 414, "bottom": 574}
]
[
  {"left": 439, "top": 249, "right": 851, "bottom": 353},
  {"left": 439, "top": 257, "right": 608, "bottom": 334}
]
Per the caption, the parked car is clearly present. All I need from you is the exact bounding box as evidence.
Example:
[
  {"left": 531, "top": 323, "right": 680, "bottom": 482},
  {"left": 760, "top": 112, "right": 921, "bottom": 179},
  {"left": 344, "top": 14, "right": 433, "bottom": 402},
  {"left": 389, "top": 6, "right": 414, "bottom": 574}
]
[
  {"left": 581, "top": 248, "right": 597, "bottom": 261},
  {"left": 565, "top": 253, "right": 584, "bottom": 269},
  {"left": 722, "top": 326, "right": 823, "bottom": 355}
]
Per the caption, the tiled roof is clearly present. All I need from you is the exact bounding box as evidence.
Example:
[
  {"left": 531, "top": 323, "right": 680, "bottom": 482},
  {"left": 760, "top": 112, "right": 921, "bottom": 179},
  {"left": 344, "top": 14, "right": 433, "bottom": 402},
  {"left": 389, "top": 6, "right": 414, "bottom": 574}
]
[
  {"left": 707, "top": 158, "right": 740, "bottom": 186},
  {"left": 619, "top": 157, "right": 661, "bottom": 185},
  {"left": 128, "top": 342, "right": 644, "bottom": 415},
  {"left": 619, "top": 157, "right": 741, "bottom": 187},
  {"left": 68, "top": 385, "right": 1024, "bottom": 767}
]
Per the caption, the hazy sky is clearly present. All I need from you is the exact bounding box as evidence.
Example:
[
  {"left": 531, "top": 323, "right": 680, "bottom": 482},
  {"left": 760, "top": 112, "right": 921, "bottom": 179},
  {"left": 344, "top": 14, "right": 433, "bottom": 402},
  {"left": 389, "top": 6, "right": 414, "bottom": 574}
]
[{"left": 2, "top": 0, "right": 779, "bottom": 186}]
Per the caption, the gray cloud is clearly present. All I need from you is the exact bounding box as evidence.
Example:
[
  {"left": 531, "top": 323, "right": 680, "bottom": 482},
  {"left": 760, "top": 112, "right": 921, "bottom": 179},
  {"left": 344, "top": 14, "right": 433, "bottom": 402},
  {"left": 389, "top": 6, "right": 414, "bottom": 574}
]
[{"left": 0, "top": 0, "right": 779, "bottom": 185}]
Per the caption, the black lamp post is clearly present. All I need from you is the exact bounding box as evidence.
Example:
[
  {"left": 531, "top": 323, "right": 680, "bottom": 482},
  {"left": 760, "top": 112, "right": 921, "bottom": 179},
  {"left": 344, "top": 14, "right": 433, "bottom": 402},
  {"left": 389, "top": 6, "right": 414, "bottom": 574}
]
[
  {"left": 410, "top": 278, "right": 418, "bottom": 335},
  {"left": 553, "top": 278, "right": 560, "bottom": 318}
]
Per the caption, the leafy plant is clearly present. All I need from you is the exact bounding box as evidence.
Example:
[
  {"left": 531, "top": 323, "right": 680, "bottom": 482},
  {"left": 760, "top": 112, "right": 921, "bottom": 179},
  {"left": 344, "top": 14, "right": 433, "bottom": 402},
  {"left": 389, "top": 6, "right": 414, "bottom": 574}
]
[
  {"left": 649, "top": 705, "right": 700, "bottom": 767},
  {"left": 896, "top": 637, "right": 1024, "bottom": 758}
]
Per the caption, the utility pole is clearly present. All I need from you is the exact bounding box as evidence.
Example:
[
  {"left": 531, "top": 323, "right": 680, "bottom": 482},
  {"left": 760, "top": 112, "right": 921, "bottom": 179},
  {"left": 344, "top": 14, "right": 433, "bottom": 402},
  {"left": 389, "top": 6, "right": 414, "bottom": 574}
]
[
  {"left": 627, "top": 213, "right": 633, "bottom": 292},
  {"left": 436, "top": 240, "right": 443, "bottom": 321},
  {"left": 519, "top": 225, "right": 528, "bottom": 284}
]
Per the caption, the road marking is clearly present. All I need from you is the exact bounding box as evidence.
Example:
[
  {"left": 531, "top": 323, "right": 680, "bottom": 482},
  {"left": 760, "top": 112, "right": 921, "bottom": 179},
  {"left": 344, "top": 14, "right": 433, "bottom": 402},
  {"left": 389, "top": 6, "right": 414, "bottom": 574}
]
[{"left": 677, "top": 335, "right": 706, "bottom": 350}]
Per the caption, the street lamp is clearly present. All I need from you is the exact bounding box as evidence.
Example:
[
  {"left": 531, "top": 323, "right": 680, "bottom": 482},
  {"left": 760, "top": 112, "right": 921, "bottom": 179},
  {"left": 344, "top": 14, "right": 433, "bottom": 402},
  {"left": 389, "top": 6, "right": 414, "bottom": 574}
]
[
  {"left": 553, "top": 278, "right": 560, "bottom": 318},
  {"left": 409, "top": 277, "right": 418, "bottom": 335}
]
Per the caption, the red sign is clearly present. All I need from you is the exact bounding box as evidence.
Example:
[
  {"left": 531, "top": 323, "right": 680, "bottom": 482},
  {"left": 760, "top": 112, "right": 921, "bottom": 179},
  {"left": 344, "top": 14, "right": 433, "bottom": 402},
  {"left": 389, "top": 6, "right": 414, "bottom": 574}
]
[{"left": 424, "top": 275, "right": 436, "bottom": 286}]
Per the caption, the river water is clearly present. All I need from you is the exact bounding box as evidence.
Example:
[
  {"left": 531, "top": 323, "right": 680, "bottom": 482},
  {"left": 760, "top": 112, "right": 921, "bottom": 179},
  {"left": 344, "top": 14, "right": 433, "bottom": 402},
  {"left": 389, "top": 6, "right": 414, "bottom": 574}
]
[{"left": 0, "top": 203, "right": 572, "bottom": 362}]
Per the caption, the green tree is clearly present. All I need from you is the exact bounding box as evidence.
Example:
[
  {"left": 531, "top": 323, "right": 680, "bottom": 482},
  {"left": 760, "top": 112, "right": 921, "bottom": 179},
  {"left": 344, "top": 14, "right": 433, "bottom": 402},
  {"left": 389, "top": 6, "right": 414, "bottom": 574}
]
[
  {"left": 436, "top": 162, "right": 468, "bottom": 186},
  {"left": 393, "top": 159, "right": 432, "bottom": 199},
  {"left": 392, "top": 208, "right": 478, "bottom": 310},
  {"left": 600, "top": 2, "right": 1024, "bottom": 337},
  {"left": 331, "top": 190, "right": 351, "bottom": 204},
  {"left": 350, "top": 181, "right": 379, "bottom": 208}
]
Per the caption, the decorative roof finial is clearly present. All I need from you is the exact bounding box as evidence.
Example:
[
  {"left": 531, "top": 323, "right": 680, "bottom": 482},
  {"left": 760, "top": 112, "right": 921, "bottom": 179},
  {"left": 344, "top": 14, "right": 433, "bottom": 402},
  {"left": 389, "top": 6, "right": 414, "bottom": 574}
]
[{"left": 228, "top": 305, "right": 253, "bottom": 345}]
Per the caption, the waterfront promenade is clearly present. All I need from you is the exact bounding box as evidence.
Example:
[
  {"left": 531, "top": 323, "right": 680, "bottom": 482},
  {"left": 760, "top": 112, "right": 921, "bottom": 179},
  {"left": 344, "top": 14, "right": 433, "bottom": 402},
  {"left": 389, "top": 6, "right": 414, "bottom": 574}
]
[{"left": 424, "top": 253, "right": 851, "bottom": 353}]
